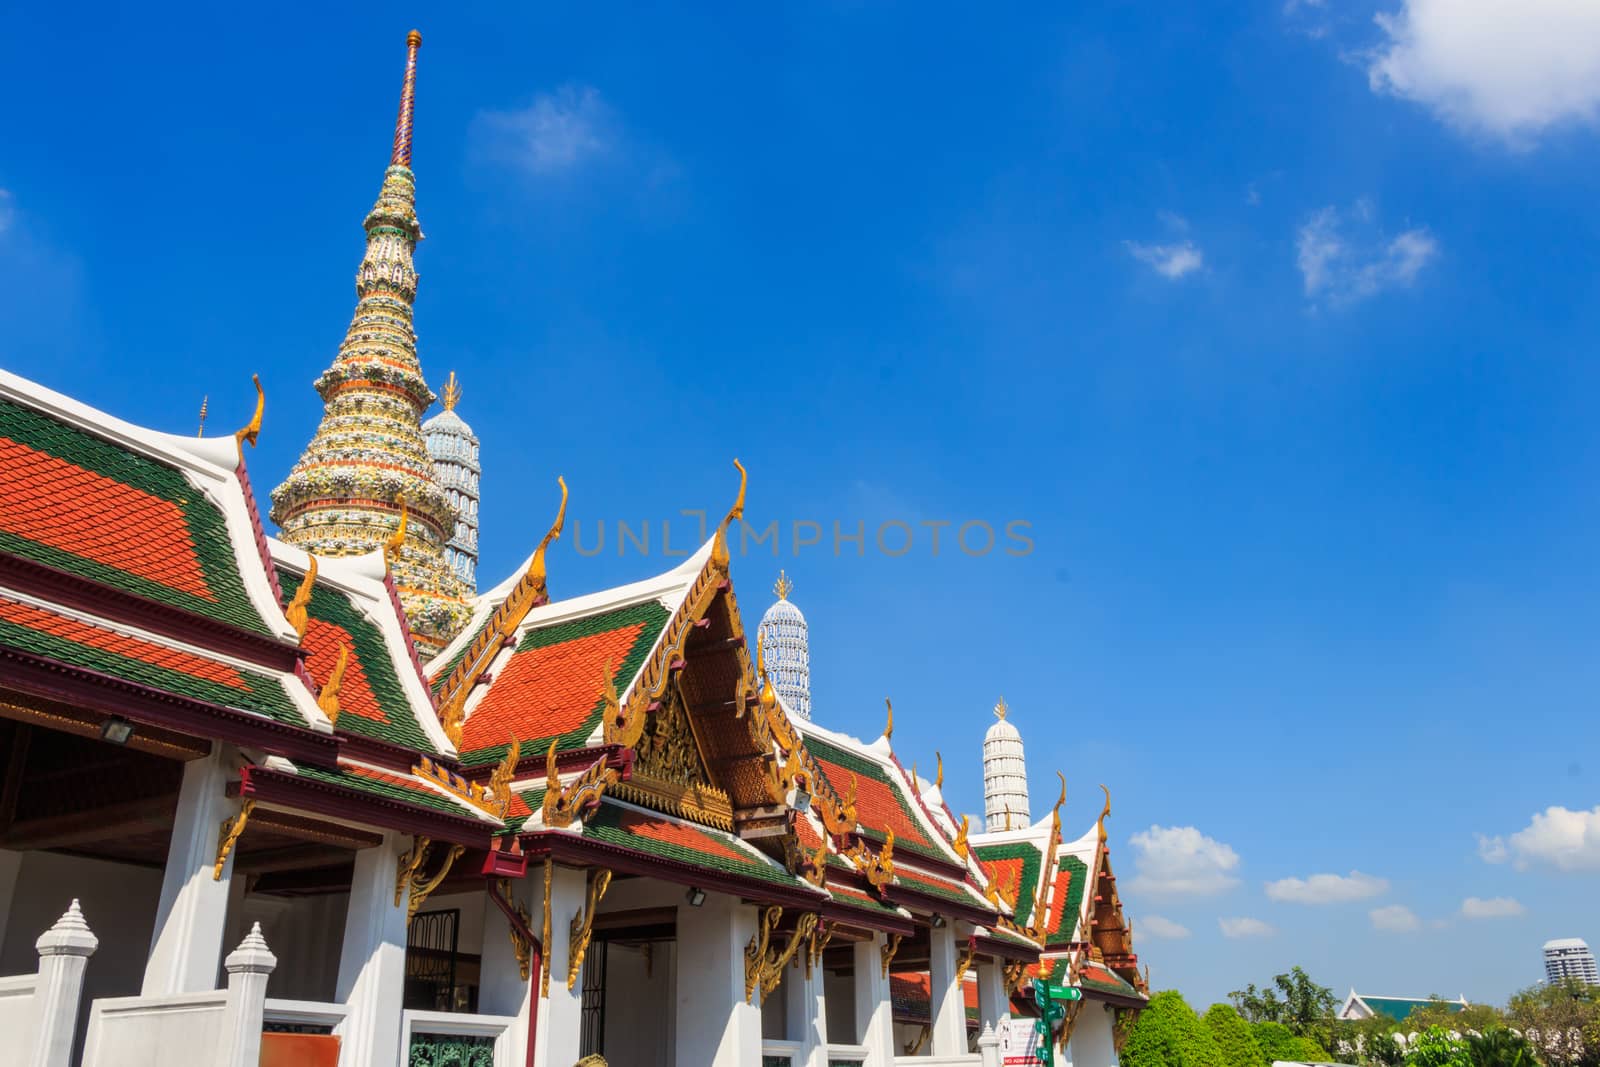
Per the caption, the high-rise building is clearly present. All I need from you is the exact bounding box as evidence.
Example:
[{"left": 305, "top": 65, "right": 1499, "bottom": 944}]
[
  {"left": 1544, "top": 939, "right": 1600, "bottom": 985},
  {"left": 983, "top": 697, "right": 1031, "bottom": 831}
]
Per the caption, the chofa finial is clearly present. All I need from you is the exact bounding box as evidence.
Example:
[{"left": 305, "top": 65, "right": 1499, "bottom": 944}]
[
  {"left": 774, "top": 570, "right": 793, "bottom": 601},
  {"left": 441, "top": 371, "right": 461, "bottom": 411},
  {"left": 526, "top": 476, "right": 568, "bottom": 593},
  {"left": 1097, "top": 784, "right": 1112, "bottom": 844},
  {"left": 233, "top": 375, "right": 264, "bottom": 463},
  {"left": 711, "top": 459, "right": 747, "bottom": 571},
  {"left": 883, "top": 697, "right": 894, "bottom": 741}
]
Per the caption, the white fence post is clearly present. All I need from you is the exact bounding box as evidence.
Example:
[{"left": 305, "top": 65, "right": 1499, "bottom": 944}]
[
  {"left": 30, "top": 899, "right": 98, "bottom": 1067},
  {"left": 978, "top": 1022, "right": 1002, "bottom": 1067},
  {"left": 216, "top": 923, "right": 277, "bottom": 1067}
]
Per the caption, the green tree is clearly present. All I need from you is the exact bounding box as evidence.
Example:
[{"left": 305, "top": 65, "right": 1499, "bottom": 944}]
[
  {"left": 1506, "top": 979, "right": 1600, "bottom": 1067},
  {"left": 1465, "top": 1028, "right": 1535, "bottom": 1067},
  {"left": 1254, "top": 1021, "right": 1331, "bottom": 1063},
  {"left": 1404, "top": 1027, "right": 1472, "bottom": 1067},
  {"left": 1403, "top": 1001, "right": 1505, "bottom": 1035},
  {"left": 1205, "top": 1004, "right": 1269, "bottom": 1067},
  {"left": 1122, "top": 991, "right": 1228, "bottom": 1067},
  {"left": 1229, "top": 968, "right": 1338, "bottom": 1040}
]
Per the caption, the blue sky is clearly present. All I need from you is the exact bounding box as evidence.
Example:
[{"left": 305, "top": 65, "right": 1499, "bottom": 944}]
[{"left": 5, "top": 0, "right": 1600, "bottom": 1009}]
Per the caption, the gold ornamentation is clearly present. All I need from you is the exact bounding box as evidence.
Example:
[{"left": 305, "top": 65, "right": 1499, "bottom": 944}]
[
  {"left": 488, "top": 737, "right": 521, "bottom": 820},
  {"left": 383, "top": 493, "right": 408, "bottom": 571},
  {"left": 935, "top": 751, "right": 944, "bottom": 790},
  {"left": 406, "top": 841, "right": 465, "bottom": 920},
  {"left": 744, "top": 906, "right": 782, "bottom": 1003},
  {"left": 880, "top": 932, "right": 903, "bottom": 978},
  {"left": 317, "top": 643, "right": 350, "bottom": 725},
  {"left": 1003, "top": 959, "right": 1029, "bottom": 994},
  {"left": 214, "top": 799, "right": 256, "bottom": 880},
  {"left": 805, "top": 833, "right": 829, "bottom": 887},
  {"left": 806, "top": 919, "right": 834, "bottom": 978},
  {"left": 541, "top": 858, "right": 553, "bottom": 997},
  {"left": 869, "top": 829, "right": 896, "bottom": 888},
  {"left": 952, "top": 814, "right": 970, "bottom": 860},
  {"left": 542, "top": 746, "right": 619, "bottom": 829},
  {"left": 774, "top": 570, "right": 793, "bottom": 600},
  {"left": 599, "top": 658, "right": 641, "bottom": 747},
  {"left": 710, "top": 458, "right": 747, "bottom": 572},
  {"left": 434, "top": 476, "right": 569, "bottom": 743},
  {"left": 955, "top": 940, "right": 976, "bottom": 986},
  {"left": 1051, "top": 772, "right": 1068, "bottom": 835},
  {"left": 633, "top": 679, "right": 711, "bottom": 789},
  {"left": 883, "top": 697, "right": 893, "bottom": 741},
  {"left": 285, "top": 555, "right": 317, "bottom": 640},
  {"left": 1097, "top": 784, "right": 1112, "bottom": 845},
  {"left": 396, "top": 836, "right": 430, "bottom": 906},
  {"left": 234, "top": 374, "right": 264, "bottom": 463},
  {"left": 567, "top": 868, "right": 613, "bottom": 991},
  {"left": 441, "top": 370, "right": 462, "bottom": 412},
  {"left": 819, "top": 773, "right": 858, "bottom": 837},
  {"left": 608, "top": 774, "right": 734, "bottom": 831},
  {"left": 414, "top": 756, "right": 496, "bottom": 816},
  {"left": 490, "top": 878, "right": 533, "bottom": 981},
  {"left": 995, "top": 696, "right": 1008, "bottom": 720},
  {"left": 756, "top": 912, "right": 818, "bottom": 1004}
]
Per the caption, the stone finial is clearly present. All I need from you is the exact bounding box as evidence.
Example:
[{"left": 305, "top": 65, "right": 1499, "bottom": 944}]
[
  {"left": 36, "top": 899, "right": 98, "bottom": 958},
  {"left": 224, "top": 922, "right": 278, "bottom": 976}
]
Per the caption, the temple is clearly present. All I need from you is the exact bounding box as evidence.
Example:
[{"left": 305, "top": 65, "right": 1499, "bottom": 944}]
[{"left": 0, "top": 30, "right": 1144, "bottom": 1067}]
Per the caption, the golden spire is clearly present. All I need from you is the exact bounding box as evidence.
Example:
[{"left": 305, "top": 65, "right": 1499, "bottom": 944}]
[
  {"left": 197, "top": 395, "right": 209, "bottom": 437},
  {"left": 994, "top": 696, "right": 1008, "bottom": 721},
  {"left": 1097, "top": 784, "right": 1112, "bottom": 844},
  {"left": 774, "top": 570, "right": 793, "bottom": 601},
  {"left": 233, "top": 375, "right": 264, "bottom": 463},
  {"left": 391, "top": 30, "right": 422, "bottom": 167},
  {"left": 440, "top": 370, "right": 461, "bottom": 412}
]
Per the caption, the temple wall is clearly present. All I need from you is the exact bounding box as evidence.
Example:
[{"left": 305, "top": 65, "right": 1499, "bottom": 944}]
[
  {"left": 823, "top": 965, "right": 857, "bottom": 1044},
  {"left": 602, "top": 940, "right": 674, "bottom": 1067},
  {"left": 1066, "top": 1002, "right": 1118, "bottom": 1067}
]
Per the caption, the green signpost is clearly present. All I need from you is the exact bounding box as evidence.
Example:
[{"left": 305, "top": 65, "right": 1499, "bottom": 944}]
[{"left": 1030, "top": 980, "right": 1082, "bottom": 1065}]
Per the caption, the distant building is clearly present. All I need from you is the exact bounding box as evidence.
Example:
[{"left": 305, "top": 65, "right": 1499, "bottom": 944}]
[
  {"left": 1544, "top": 939, "right": 1600, "bottom": 985},
  {"left": 1338, "top": 990, "right": 1468, "bottom": 1022}
]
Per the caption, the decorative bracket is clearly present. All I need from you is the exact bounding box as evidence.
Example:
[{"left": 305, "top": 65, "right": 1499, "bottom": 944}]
[
  {"left": 955, "top": 938, "right": 976, "bottom": 986},
  {"left": 880, "top": 932, "right": 903, "bottom": 978},
  {"left": 745, "top": 905, "right": 782, "bottom": 1003},
  {"left": 805, "top": 919, "right": 834, "bottom": 979},
  {"left": 567, "top": 868, "right": 613, "bottom": 991},
  {"left": 756, "top": 912, "right": 818, "bottom": 1003},
  {"left": 543, "top": 745, "right": 619, "bottom": 829},
  {"left": 490, "top": 878, "right": 534, "bottom": 981},
  {"left": 396, "top": 836, "right": 431, "bottom": 906},
  {"left": 407, "top": 841, "right": 465, "bottom": 920},
  {"left": 952, "top": 813, "right": 970, "bottom": 861},
  {"left": 214, "top": 799, "right": 256, "bottom": 880},
  {"left": 541, "top": 858, "right": 553, "bottom": 997}
]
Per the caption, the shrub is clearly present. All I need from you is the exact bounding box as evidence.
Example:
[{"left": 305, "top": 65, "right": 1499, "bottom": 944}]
[
  {"left": 1254, "top": 1020, "right": 1331, "bottom": 1063},
  {"left": 1122, "top": 991, "right": 1228, "bottom": 1067},
  {"left": 1206, "top": 1004, "right": 1269, "bottom": 1067}
]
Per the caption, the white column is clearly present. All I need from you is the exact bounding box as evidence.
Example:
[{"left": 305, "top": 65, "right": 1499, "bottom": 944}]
[
  {"left": 143, "top": 749, "right": 238, "bottom": 994},
  {"left": 0, "top": 849, "right": 23, "bottom": 958},
  {"left": 336, "top": 831, "right": 409, "bottom": 1067},
  {"left": 977, "top": 958, "right": 1008, "bottom": 1033},
  {"left": 675, "top": 891, "right": 761, "bottom": 1067},
  {"left": 29, "top": 899, "right": 98, "bottom": 1067},
  {"left": 479, "top": 875, "right": 534, "bottom": 1065},
  {"left": 532, "top": 864, "right": 588, "bottom": 1067},
  {"left": 216, "top": 923, "right": 276, "bottom": 1067},
  {"left": 928, "top": 923, "right": 965, "bottom": 1056},
  {"left": 784, "top": 952, "right": 827, "bottom": 1067},
  {"left": 852, "top": 933, "right": 895, "bottom": 1067}
]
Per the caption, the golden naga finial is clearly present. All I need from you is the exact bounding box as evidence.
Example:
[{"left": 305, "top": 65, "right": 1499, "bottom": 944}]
[
  {"left": 883, "top": 697, "right": 894, "bottom": 741},
  {"left": 935, "top": 751, "right": 944, "bottom": 790},
  {"left": 440, "top": 371, "right": 462, "bottom": 412},
  {"left": 383, "top": 494, "right": 408, "bottom": 571},
  {"left": 317, "top": 643, "right": 350, "bottom": 726},
  {"left": 197, "top": 395, "right": 209, "bottom": 437},
  {"left": 544, "top": 739, "right": 560, "bottom": 796},
  {"left": 489, "top": 736, "right": 521, "bottom": 820},
  {"left": 233, "top": 375, "right": 264, "bottom": 463},
  {"left": 711, "top": 459, "right": 747, "bottom": 570},
  {"left": 1097, "top": 783, "right": 1112, "bottom": 844},
  {"left": 756, "top": 641, "right": 778, "bottom": 711},
  {"left": 994, "top": 696, "right": 1008, "bottom": 720},
  {"left": 1052, "top": 770, "right": 1068, "bottom": 826},
  {"left": 953, "top": 813, "right": 970, "bottom": 860},
  {"left": 285, "top": 555, "right": 318, "bottom": 641},
  {"left": 774, "top": 570, "right": 793, "bottom": 601},
  {"left": 526, "top": 476, "right": 568, "bottom": 594}
]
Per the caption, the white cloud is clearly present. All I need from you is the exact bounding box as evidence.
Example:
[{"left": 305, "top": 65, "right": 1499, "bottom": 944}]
[
  {"left": 1264, "top": 871, "right": 1390, "bottom": 904},
  {"left": 1368, "top": 0, "right": 1600, "bottom": 144},
  {"left": 0, "top": 190, "right": 13, "bottom": 234},
  {"left": 1486, "top": 805, "right": 1600, "bottom": 872},
  {"left": 1127, "top": 826, "right": 1241, "bottom": 896},
  {"left": 1220, "top": 917, "right": 1276, "bottom": 939},
  {"left": 1461, "top": 896, "right": 1526, "bottom": 919},
  {"left": 472, "top": 85, "right": 613, "bottom": 175},
  {"left": 1477, "top": 833, "right": 1511, "bottom": 864},
  {"left": 1370, "top": 904, "right": 1422, "bottom": 932},
  {"left": 1296, "top": 204, "right": 1437, "bottom": 305},
  {"left": 1139, "top": 915, "right": 1192, "bottom": 940},
  {"left": 1125, "top": 240, "right": 1204, "bottom": 280}
]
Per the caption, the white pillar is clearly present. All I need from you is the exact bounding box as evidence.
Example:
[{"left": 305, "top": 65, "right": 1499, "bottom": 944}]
[
  {"left": 852, "top": 933, "right": 895, "bottom": 1067},
  {"left": 143, "top": 749, "right": 238, "bottom": 994},
  {"left": 978, "top": 1022, "right": 1002, "bottom": 1067},
  {"left": 784, "top": 952, "right": 828, "bottom": 1067},
  {"left": 30, "top": 899, "right": 98, "bottom": 1067},
  {"left": 480, "top": 876, "right": 534, "bottom": 1064},
  {"left": 336, "top": 831, "right": 409, "bottom": 1067},
  {"left": 532, "top": 864, "right": 589, "bottom": 1067},
  {"left": 675, "top": 891, "right": 761, "bottom": 1067},
  {"left": 0, "top": 849, "right": 23, "bottom": 958},
  {"left": 217, "top": 923, "right": 276, "bottom": 1067},
  {"left": 928, "top": 923, "right": 965, "bottom": 1056},
  {"left": 977, "top": 958, "right": 1008, "bottom": 1033}
]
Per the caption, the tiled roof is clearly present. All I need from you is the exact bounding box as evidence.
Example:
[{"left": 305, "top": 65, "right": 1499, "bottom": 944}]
[
  {"left": 893, "top": 863, "right": 987, "bottom": 909},
  {"left": 889, "top": 973, "right": 980, "bottom": 1025},
  {"left": 802, "top": 734, "right": 946, "bottom": 863},
  {"left": 457, "top": 599, "right": 672, "bottom": 766},
  {"left": 825, "top": 878, "right": 904, "bottom": 917},
  {"left": 0, "top": 397, "right": 273, "bottom": 635},
  {"left": 975, "top": 840, "right": 1045, "bottom": 930},
  {"left": 1045, "top": 854, "right": 1089, "bottom": 947},
  {"left": 0, "top": 591, "right": 303, "bottom": 724},
  {"left": 580, "top": 800, "right": 806, "bottom": 888},
  {"left": 290, "top": 761, "right": 494, "bottom": 821},
  {"left": 1079, "top": 961, "right": 1141, "bottom": 999},
  {"left": 276, "top": 565, "right": 439, "bottom": 753},
  {"left": 1358, "top": 996, "right": 1466, "bottom": 1022}
]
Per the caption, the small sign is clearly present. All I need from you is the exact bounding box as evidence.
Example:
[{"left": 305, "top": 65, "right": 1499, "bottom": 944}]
[{"left": 999, "top": 1016, "right": 1048, "bottom": 1065}]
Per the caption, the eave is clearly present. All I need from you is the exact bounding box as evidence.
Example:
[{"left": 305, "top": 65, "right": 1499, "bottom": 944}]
[{"left": 236, "top": 764, "right": 496, "bottom": 849}]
